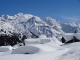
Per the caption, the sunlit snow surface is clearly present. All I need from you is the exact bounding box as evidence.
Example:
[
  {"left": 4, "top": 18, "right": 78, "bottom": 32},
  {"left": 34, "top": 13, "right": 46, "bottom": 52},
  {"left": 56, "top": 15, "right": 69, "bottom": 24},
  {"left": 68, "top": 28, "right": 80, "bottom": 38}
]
[{"left": 0, "top": 34, "right": 80, "bottom": 60}]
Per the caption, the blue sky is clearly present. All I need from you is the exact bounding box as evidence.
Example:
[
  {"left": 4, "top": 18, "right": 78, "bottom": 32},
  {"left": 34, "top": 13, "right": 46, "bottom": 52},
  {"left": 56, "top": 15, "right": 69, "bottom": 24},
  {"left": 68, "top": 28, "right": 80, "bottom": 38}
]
[{"left": 0, "top": 0, "right": 80, "bottom": 23}]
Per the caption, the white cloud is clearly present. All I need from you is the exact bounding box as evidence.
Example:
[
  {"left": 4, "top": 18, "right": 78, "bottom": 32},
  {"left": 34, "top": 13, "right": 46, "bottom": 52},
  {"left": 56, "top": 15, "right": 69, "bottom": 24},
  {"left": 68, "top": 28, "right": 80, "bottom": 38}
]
[{"left": 61, "top": 15, "right": 80, "bottom": 22}]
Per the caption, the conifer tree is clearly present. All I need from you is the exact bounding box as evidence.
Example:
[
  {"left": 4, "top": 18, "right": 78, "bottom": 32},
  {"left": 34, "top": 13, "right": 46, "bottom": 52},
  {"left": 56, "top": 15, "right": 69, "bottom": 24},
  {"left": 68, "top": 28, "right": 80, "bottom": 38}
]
[{"left": 61, "top": 37, "right": 66, "bottom": 43}]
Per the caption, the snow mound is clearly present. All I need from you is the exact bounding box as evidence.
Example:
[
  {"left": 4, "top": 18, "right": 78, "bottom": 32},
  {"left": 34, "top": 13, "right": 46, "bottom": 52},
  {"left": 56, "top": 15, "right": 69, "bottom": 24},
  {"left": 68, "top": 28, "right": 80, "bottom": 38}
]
[
  {"left": 28, "top": 44, "right": 55, "bottom": 53},
  {"left": 39, "top": 35, "right": 51, "bottom": 44},
  {"left": 0, "top": 46, "right": 13, "bottom": 52},
  {"left": 40, "top": 39, "right": 51, "bottom": 44},
  {"left": 12, "top": 46, "right": 39, "bottom": 54},
  {"left": 25, "top": 39, "right": 40, "bottom": 45},
  {"left": 39, "top": 35, "right": 47, "bottom": 38},
  {"left": 62, "top": 33, "right": 80, "bottom": 42},
  {"left": 25, "top": 38, "right": 51, "bottom": 45},
  {"left": 52, "top": 36, "right": 62, "bottom": 45}
]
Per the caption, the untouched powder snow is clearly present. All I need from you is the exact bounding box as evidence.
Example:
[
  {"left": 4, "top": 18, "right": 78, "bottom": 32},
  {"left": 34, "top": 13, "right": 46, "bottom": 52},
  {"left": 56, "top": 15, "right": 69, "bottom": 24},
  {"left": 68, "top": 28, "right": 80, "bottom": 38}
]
[
  {"left": 60, "top": 42, "right": 80, "bottom": 59},
  {"left": 0, "top": 48, "right": 69, "bottom": 60},
  {"left": 0, "top": 46, "right": 13, "bottom": 52},
  {"left": 62, "top": 33, "right": 80, "bottom": 42},
  {"left": 12, "top": 46, "right": 39, "bottom": 54},
  {"left": 24, "top": 35, "right": 51, "bottom": 45},
  {"left": 0, "top": 34, "right": 80, "bottom": 60},
  {"left": 0, "top": 36, "right": 69, "bottom": 60}
]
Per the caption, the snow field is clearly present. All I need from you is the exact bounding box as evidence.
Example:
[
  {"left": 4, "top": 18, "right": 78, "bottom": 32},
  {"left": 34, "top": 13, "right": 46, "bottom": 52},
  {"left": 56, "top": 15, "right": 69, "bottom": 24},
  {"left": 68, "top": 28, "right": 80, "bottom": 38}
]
[
  {"left": 0, "top": 34, "right": 80, "bottom": 60},
  {"left": 0, "top": 46, "right": 13, "bottom": 52}
]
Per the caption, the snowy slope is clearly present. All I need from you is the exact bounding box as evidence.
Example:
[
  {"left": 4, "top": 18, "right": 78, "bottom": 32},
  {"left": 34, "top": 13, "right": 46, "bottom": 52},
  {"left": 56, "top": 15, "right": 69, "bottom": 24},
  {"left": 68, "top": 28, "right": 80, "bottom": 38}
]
[
  {"left": 59, "top": 33, "right": 80, "bottom": 42},
  {"left": 0, "top": 34, "right": 80, "bottom": 60},
  {"left": 0, "top": 37, "right": 69, "bottom": 60},
  {"left": 60, "top": 42, "right": 80, "bottom": 58}
]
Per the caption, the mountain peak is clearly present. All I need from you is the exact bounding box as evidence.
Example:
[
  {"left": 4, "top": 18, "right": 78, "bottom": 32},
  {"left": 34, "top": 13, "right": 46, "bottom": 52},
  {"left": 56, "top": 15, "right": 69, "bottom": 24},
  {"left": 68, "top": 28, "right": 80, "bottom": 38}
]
[
  {"left": 0, "top": 13, "right": 80, "bottom": 38},
  {"left": 45, "top": 17, "right": 54, "bottom": 20},
  {"left": 17, "top": 13, "right": 24, "bottom": 16}
]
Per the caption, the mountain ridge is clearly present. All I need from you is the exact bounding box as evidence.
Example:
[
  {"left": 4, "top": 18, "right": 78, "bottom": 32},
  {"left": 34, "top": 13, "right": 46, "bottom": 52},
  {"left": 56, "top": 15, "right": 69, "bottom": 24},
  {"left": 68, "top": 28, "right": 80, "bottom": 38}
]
[{"left": 0, "top": 13, "right": 80, "bottom": 38}]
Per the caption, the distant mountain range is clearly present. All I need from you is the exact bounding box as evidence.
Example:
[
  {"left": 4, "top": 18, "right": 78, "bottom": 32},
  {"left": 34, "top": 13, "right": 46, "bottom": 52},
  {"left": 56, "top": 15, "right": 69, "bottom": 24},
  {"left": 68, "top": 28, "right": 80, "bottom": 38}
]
[{"left": 0, "top": 13, "right": 80, "bottom": 38}]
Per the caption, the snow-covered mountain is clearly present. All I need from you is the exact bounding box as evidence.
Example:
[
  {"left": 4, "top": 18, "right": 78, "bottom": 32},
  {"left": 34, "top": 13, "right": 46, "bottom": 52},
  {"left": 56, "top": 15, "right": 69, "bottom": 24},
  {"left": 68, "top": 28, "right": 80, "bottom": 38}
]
[
  {"left": 0, "top": 13, "right": 80, "bottom": 38},
  {"left": 43, "top": 17, "right": 80, "bottom": 33},
  {"left": 61, "top": 22, "right": 80, "bottom": 33}
]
